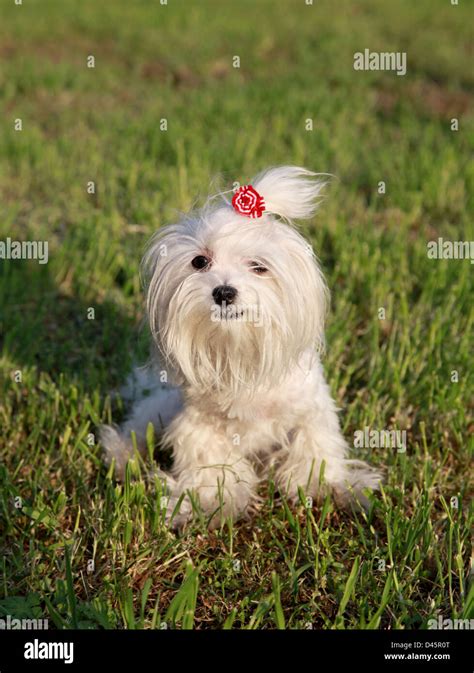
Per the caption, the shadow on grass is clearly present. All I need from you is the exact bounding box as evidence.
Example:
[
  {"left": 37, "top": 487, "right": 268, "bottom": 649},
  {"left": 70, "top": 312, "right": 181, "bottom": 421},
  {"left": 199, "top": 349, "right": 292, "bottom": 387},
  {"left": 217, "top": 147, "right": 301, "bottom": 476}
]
[{"left": 0, "top": 260, "right": 145, "bottom": 392}]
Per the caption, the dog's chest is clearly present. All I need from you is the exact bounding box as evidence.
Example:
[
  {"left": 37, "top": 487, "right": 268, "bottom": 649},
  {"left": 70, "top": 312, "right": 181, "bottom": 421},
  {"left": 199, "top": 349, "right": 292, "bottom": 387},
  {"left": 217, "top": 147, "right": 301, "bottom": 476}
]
[
  {"left": 228, "top": 366, "right": 316, "bottom": 424},
  {"left": 225, "top": 384, "right": 313, "bottom": 454}
]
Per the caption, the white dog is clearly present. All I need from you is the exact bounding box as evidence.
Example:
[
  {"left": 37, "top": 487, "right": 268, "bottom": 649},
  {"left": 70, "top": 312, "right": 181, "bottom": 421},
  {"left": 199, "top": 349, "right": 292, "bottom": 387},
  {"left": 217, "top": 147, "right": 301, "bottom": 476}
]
[{"left": 101, "top": 166, "right": 381, "bottom": 527}]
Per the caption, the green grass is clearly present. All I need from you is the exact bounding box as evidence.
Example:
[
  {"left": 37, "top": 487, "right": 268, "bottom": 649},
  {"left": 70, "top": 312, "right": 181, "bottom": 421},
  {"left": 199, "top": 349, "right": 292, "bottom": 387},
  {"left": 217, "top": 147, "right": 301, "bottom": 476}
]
[{"left": 0, "top": 0, "right": 473, "bottom": 630}]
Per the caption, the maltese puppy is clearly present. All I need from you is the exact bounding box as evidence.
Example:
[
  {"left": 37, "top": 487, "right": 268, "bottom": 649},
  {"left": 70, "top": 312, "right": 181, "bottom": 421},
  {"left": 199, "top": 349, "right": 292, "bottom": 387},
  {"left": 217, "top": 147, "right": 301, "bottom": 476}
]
[{"left": 101, "top": 166, "right": 381, "bottom": 527}]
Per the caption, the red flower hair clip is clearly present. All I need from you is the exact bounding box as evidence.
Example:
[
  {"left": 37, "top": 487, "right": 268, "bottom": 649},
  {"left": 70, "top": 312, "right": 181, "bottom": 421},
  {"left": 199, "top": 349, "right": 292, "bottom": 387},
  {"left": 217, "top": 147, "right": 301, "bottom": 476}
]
[{"left": 232, "top": 184, "right": 265, "bottom": 219}]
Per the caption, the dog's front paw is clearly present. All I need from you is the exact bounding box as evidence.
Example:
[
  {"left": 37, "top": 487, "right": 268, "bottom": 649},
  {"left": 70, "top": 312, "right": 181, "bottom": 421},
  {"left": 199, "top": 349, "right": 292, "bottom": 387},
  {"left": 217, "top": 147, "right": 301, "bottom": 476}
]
[
  {"left": 163, "top": 492, "right": 233, "bottom": 531},
  {"left": 163, "top": 480, "right": 255, "bottom": 530}
]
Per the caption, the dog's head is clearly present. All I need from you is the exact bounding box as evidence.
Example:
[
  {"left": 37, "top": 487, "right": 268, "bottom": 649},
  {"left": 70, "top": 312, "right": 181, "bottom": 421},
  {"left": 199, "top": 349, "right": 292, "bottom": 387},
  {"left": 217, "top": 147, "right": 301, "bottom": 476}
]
[{"left": 143, "top": 166, "right": 329, "bottom": 394}]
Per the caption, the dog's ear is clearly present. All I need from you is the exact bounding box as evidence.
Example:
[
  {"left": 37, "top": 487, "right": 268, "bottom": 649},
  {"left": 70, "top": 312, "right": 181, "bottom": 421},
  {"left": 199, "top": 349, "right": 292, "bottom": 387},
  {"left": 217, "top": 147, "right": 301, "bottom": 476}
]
[
  {"left": 251, "top": 166, "right": 328, "bottom": 222},
  {"left": 140, "top": 225, "right": 183, "bottom": 347},
  {"left": 284, "top": 232, "right": 329, "bottom": 354}
]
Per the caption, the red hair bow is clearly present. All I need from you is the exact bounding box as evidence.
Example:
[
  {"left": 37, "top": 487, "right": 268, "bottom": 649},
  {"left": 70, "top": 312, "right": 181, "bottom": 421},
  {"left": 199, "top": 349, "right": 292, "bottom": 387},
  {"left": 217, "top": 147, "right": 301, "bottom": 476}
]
[{"left": 232, "top": 185, "right": 265, "bottom": 218}]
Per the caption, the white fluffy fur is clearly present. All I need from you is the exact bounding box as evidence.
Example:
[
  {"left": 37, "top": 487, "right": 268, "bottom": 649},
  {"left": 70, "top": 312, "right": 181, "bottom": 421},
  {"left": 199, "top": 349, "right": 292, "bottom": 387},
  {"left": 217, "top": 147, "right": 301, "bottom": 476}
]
[{"left": 101, "top": 166, "right": 381, "bottom": 528}]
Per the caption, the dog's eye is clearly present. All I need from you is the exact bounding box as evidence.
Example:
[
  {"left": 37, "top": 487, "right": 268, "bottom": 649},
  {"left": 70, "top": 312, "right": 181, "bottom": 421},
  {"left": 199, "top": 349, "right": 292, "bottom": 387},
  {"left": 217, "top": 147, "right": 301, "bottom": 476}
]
[
  {"left": 191, "top": 255, "right": 211, "bottom": 270},
  {"left": 249, "top": 262, "right": 268, "bottom": 274}
]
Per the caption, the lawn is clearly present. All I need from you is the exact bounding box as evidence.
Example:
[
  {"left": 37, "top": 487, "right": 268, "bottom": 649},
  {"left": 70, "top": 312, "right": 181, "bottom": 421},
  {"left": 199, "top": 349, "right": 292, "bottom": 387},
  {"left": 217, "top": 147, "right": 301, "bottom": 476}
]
[{"left": 0, "top": 0, "right": 472, "bottom": 630}]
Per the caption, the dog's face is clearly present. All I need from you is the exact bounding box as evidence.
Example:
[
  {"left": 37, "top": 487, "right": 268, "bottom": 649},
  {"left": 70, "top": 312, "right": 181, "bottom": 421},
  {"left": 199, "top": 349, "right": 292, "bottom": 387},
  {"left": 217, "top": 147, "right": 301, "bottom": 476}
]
[{"left": 143, "top": 206, "right": 328, "bottom": 393}]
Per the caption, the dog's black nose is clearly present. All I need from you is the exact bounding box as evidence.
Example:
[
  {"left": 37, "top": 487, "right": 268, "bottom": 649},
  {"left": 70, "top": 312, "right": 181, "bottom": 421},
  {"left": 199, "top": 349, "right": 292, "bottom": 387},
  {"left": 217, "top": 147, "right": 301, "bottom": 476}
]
[{"left": 212, "top": 285, "right": 238, "bottom": 306}]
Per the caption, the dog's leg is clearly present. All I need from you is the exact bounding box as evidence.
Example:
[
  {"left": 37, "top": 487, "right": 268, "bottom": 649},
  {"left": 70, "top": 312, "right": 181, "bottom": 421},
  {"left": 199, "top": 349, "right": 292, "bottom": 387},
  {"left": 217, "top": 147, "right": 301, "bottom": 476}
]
[
  {"left": 274, "top": 399, "right": 381, "bottom": 509},
  {"left": 162, "top": 409, "right": 260, "bottom": 528},
  {"left": 100, "top": 384, "right": 182, "bottom": 480}
]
